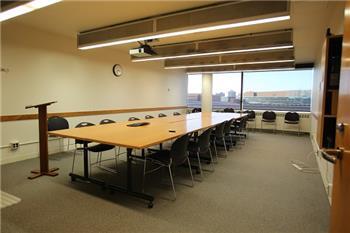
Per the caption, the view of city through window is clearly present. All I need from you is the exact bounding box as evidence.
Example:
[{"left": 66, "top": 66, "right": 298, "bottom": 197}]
[
  {"left": 187, "top": 69, "right": 313, "bottom": 112},
  {"left": 187, "top": 74, "right": 202, "bottom": 108},
  {"left": 243, "top": 69, "right": 313, "bottom": 112},
  {"left": 212, "top": 73, "right": 241, "bottom": 110}
]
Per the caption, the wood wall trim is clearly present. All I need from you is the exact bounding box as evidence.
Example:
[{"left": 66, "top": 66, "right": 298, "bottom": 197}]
[{"left": 0, "top": 106, "right": 188, "bottom": 122}]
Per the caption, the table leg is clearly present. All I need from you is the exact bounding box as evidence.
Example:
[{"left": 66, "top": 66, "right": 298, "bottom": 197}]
[{"left": 70, "top": 147, "right": 154, "bottom": 208}]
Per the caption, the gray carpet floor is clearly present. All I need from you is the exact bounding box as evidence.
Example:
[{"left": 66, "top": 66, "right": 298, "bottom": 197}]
[{"left": 1, "top": 132, "right": 330, "bottom": 233}]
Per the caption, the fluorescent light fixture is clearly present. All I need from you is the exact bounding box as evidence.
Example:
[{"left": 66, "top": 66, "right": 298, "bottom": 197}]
[
  {"left": 165, "top": 59, "right": 295, "bottom": 69},
  {"left": 0, "top": 0, "right": 61, "bottom": 22},
  {"left": 132, "top": 45, "right": 294, "bottom": 62},
  {"left": 79, "top": 15, "right": 290, "bottom": 50},
  {"left": 187, "top": 67, "right": 295, "bottom": 74}
]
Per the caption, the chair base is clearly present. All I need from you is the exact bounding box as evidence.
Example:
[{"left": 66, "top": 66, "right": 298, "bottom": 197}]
[{"left": 28, "top": 167, "right": 59, "bottom": 179}]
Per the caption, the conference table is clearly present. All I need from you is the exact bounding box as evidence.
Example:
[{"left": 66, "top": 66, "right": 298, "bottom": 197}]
[{"left": 49, "top": 112, "right": 247, "bottom": 207}]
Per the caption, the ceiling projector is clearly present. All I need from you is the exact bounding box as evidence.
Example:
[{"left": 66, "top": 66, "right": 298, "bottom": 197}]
[{"left": 129, "top": 44, "right": 157, "bottom": 57}]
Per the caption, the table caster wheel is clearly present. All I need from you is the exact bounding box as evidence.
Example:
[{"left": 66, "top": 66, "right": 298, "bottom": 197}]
[{"left": 147, "top": 202, "right": 153, "bottom": 208}]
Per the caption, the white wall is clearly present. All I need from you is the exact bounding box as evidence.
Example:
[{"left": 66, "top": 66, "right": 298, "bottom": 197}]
[
  {"left": 0, "top": 22, "right": 187, "bottom": 164},
  {"left": 310, "top": 1, "right": 345, "bottom": 203}
]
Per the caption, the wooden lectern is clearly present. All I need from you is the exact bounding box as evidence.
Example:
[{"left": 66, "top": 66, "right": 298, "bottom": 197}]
[{"left": 25, "top": 101, "right": 59, "bottom": 179}]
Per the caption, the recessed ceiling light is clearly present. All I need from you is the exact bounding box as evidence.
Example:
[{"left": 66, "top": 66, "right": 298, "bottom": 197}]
[
  {"left": 0, "top": 0, "right": 61, "bottom": 22},
  {"left": 79, "top": 15, "right": 290, "bottom": 50},
  {"left": 165, "top": 59, "right": 295, "bottom": 69},
  {"left": 132, "top": 45, "right": 294, "bottom": 62}
]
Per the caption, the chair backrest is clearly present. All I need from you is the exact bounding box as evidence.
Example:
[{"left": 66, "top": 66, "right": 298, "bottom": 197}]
[
  {"left": 244, "top": 110, "right": 256, "bottom": 119},
  {"left": 223, "top": 108, "right": 235, "bottom": 113},
  {"left": 100, "top": 119, "right": 115, "bottom": 125},
  {"left": 173, "top": 112, "right": 181, "bottom": 116},
  {"left": 128, "top": 117, "right": 140, "bottom": 121},
  {"left": 169, "top": 134, "right": 189, "bottom": 166},
  {"left": 145, "top": 115, "right": 154, "bottom": 119},
  {"left": 285, "top": 112, "right": 300, "bottom": 122},
  {"left": 48, "top": 116, "right": 69, "bottom": 131},
  {"left": 75, "top": 122, "right": 95, "bottom": 144},
  {"left": 158, "top": 113, "right": 167, "bottom": 118},
  {"left": 214, "top": 121, "right": 226, "bottom": 138},
  {"left": 224, "top": 119, "right": 234, "bottom": 134},
  {"left": 198, "top": 128, "right": 213, "bottom": 153},
  {"left": 192, "top": 108, "right": 201, "bottom": 113},
  {"left": 262, "top": 111, "right": 276, "bottom": 121}
]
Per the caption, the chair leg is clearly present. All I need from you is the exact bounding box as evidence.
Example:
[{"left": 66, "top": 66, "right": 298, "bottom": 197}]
[
  {"left": 209, "top": 148, "right": 215, "bottom": 172},
  {"left": 212, "top": 142, "right": 218, "bottom": 163},
  {"left": 72, "top": 149, "right": 77, "bottom": 173},
  {"left": 187, "top": 157, "right": 194, "bottom": 187},
  {"left": 222, "top": 138, "right": 228, "bottom": 157},
  {"left": 196, "top": 152, "right": 203, "bottom": 181},
  {"left": 168, "top": 165, "right": 176, "bottom": 200}
]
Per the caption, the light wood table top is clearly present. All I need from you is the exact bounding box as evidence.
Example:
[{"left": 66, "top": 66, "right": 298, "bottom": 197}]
[{"left": 49, "top": 112, "right": 247, "bottom": 149}]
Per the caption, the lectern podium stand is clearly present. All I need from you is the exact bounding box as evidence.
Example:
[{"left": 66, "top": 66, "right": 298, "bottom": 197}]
[{"left": 25, "top": 101, "right": 59, "bottom": 179}]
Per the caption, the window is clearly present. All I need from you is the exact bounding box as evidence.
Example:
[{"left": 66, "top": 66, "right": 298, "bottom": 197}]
[
  {"left": 187, "top": 74, "right": 202, "bottom": 108},
  {"left": 212, "top": 72, "right": 242, "bottom": 111},
  {"left": 243, "top": 69, "right": 313, "bottom": 112}
]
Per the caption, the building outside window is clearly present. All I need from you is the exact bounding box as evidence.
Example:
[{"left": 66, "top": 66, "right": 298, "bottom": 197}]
[
  {"left": 212, "top": 72, "right": 242, "bottom": 111},
  {"left": 187, "top": 74, "right": 202, "bottom": 108},
  {"left": 243, "top": 69, "right": 313, "bottom": 112}
]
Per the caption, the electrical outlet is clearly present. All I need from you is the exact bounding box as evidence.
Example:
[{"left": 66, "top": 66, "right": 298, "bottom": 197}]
[{"left": 10, "top": 141, "right": 19, "bottom": 151}]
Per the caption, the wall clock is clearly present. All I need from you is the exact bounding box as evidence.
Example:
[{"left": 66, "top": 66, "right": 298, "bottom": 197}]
[{"left": 112, "top": 64, "right": 123, "bottom": 77}]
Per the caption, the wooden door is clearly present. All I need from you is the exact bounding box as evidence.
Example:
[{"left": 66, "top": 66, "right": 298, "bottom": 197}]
[{"left": 329, "top": 1, "right": 350, "bottom": 232}]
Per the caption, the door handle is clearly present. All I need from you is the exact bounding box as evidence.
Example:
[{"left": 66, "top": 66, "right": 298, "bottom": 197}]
[
  {"left": 320, "top": 149, "right": 343, "bottom": 164},
  {"left": 336, "top": 123, "right": 345, "bottom": 133}
]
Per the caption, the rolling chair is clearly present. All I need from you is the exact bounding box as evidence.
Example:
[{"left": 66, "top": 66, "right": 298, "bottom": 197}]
[
  {"left": 188, "top": 128, "right": 215, "bottom": 180},
  {"left": 143, "top": 134, "right": 193, "bottom": 200},
  {"left": 284, "top": 112, "right": 300, "bottom": 135},
  {"left": 145, "top": 115, "right": 154, "bottom": 119},
  {"left": 192, "top": 108, "right": 201, "bottom": 113},
  {"left": 261, "top": 111, "right": 277, "bottom": 132},
  {"left": 210, "top": 121, "right": 228, "bottom": 158},
  {"left": 158, "top": 113, "right": 167, "bottom": 118},
  {"left": 173, "top": 112, "right": 181, "bottom": 116},
  {"left": 88, "top": 119, "right": 119, "bottom": 173},
  {"left": 244, "top": 110, "right": 256, "bottom": 129},
  {"left": 223, "top": 108, "right": 235, "bottom": 113},
  {"left": 72, "top": 122, "right": 95, "bottom": 173},
  {"left": 48, "top": 116, "right": 69, "bottom": 151}
]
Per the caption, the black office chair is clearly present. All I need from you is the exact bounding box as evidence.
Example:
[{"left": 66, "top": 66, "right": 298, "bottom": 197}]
[
  {"left": 143, "top": 134, "right": 193, "bottom": 200},
  {"left": 262, "top": 111, "right": 277, "bottom": 132},
  {"left": 173, "top": 112, "right": 181, "bottom": 116},
  {"left": 244, "top": 110, "right": 256, "bottom": 129},
  {"left": 48, "top": 116, "right": 70, "bottom": 150},
  {"left": 192, "top": 108, "right": 201, "bottom": 113},
  {"left": 88, "top": 119, "right": 119, "bottom": 173},
  {"left": 284, "top": 112, "right": 300, "bottom": 135},
  {"left": 72, "top": 122, "right": 95, "bottom": 173},
  {"left": 223, "top": 119, "right": 235, "bottom": 149},
  {"left": 158, "top": 113, "right": 167, "bottom": 118},
  {"left": 128, "top": 117, "right": 140, "bottom": 121},
  {"left": 188, "top": 128, "right": 215, "bottom": 180},
  {"left": 210, "top": 121, "right": 228, "bottom": 158},
  {"left": 223, "top": 108, "right": 235, "bottom": 113},
  {"left": 145, "top": 115, "right": 154, "bottom": 119}
]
